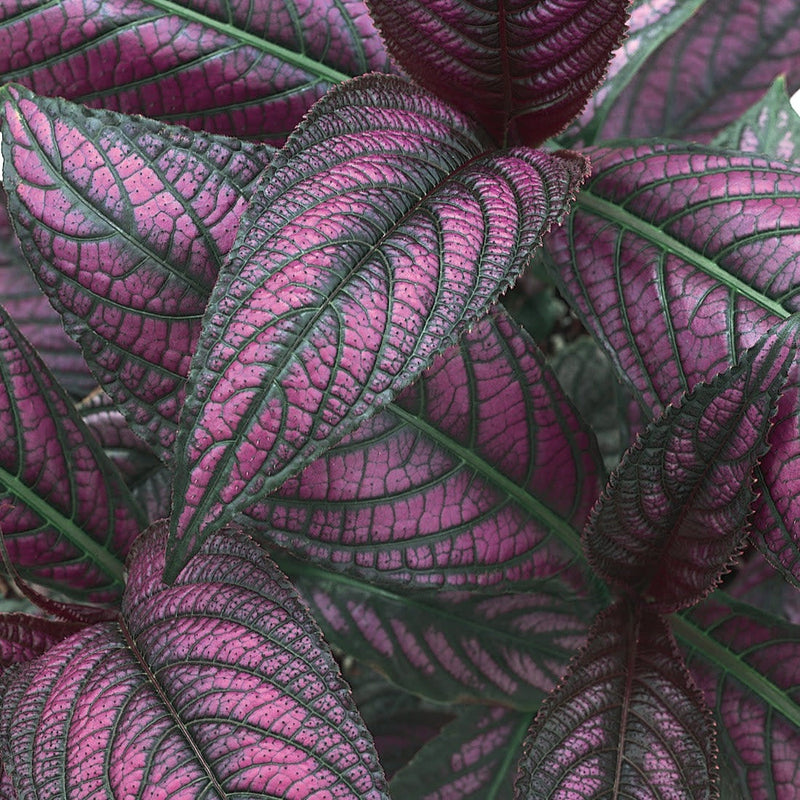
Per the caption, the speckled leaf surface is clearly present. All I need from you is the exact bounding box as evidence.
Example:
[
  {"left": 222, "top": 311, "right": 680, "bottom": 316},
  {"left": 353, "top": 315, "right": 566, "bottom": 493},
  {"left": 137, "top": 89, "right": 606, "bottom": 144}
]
[
  {"left": 0, "top": 0, "right": 390, "bottom": 143},
  {"left": 713, "top": 76, "right": 800, "bottom": 162},
  {"left": 546, "top": 141, "right": 800, "bottom": 586},
  {"left": 244, "top": 307, "right": 602, "bottom": 591},
  {"left": 0, "top": 84, "right": 275, "bottom": 460},
  {"left": 0, "top": 614, "right": 82, "bottom": 673},
  {"left": 516, "top": 603, "right": 717, "bottom": 799},
  {"left": 571, "top": 0, "right": 800, "bottom": 142},
  {"left": 0, "top": 522, "right": 389, "bottom": 799},
  {"left": 364, "top": 0, "right": 628, "bottom": 147},
  {"left": 0, "top": 304, "right": 143, "bottom": 603},
  {"left": 391, "top": 705, "right": 530, "bottom": 800},
  {"left": 285, "top": 558, "right": 597, "bottom": 709},
  {"left": 674, "top": 596, "right": 800, "bottom": 800},
  {"left": 585, "top": 323, "right": 796, "bottom": 611},
  {"left": 0, "top": 236, "right": 94, "bottom": 397},
  {"left": 170, "top": 75, "right": 589, "bottom": 580}
]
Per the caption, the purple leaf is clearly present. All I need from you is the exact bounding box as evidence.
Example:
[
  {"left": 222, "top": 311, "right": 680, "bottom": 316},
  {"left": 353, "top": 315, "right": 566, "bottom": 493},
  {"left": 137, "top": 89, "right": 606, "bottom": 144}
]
[
  {"left": 546, "top": 141, "right": 800, "bottom": 585},
  {"left": 0, "top": 0, "right": 391, "bottom": 143},
  {"left": 674, "top": 595, "right": 800, "bottom": 800},
  {"left": 0, "top": 84, "right": 275, "bottom": 460},
  {"left": 170, "top": 75, "right": 588, "bottom": 580},
  {"left": 0, "top": 521, "right": 389, "bottom": 799},
  {"left": 713, "top": 76, "right": 800, "bottom": 162},
  {"left": 0, "top": 237, "right": 94, "bottom": 397},
  {"left": 285, "top": 557, "right": 597, "bottom": 709},
  {"left": 585, "top": 321, "right": 796, "bottom": 611},
  {"left": 726, "top": 551, "right": 800, "bottom": 624},
  {"left": 0, "top": 304, "right": 143, "bottom": 604},
  {"left": 516, "top": 602, "right": 717, "bottom": 799},
  {"left": 571, "top": 0, "right": 800, "bottom": 143},
  {"left": 365, "top": 0, "right": 628, "bottom": 147},
  {"left": 0, "top": 613, "right": 83, "bottom": 673},
  {"left": 391, "top": 706, "right": 530, "bottom": 800},
  {"left": 79, "top": 392, "right": 161, "bottom": 485},
  {"left": 244, "top": 306, "right": 602, "bottom": 590}
]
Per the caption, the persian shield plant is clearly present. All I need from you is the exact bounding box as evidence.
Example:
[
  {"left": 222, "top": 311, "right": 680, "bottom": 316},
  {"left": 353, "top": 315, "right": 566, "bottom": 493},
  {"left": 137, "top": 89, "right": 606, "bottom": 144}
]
[{"left": 0, "top": 1, "right": 798, "bottom": 798}]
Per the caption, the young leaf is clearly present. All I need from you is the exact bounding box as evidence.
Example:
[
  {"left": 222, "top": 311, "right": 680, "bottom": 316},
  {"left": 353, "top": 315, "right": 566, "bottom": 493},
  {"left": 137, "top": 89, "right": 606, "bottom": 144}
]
[
  {"left": 391, "top": 705, "right": 531, "bottom": 800},
  {"left": 0, "top": 84, "right": 275, "bottom": 460},
  {"left": 570, "top": 0, "right": 800, "bottom": 142},
  {"left": 242, "top": 307, "right": 602, "bottom": 591},
  {"left": 713, "top": 75, "right": 800, "bottom": 162},
  {"left": 674, "top": 595, "right": 800, "bottom": 800},
  {"left": 0, "top": 0, "right": 391, "bottom": 142},
  {"left": 0, "top": 304, "right": 143, "bottom": 603},
  {"left": 585, "top": 321, "right": 796, "bottom": 611},
  {"left": 170, "top": 74, "right": 589, "bottom": 580},
  {"left": 516, "top": 602, "right": 717, "bottom": 800},
  {"left": 285, "top": 557, "right": 597, "bottom": 710},
  {"left": 0, "top": 522, "right": 389, "bottom": 799},
  {"left": 364, "top": 0, "right": 629, "bottom": 147}
]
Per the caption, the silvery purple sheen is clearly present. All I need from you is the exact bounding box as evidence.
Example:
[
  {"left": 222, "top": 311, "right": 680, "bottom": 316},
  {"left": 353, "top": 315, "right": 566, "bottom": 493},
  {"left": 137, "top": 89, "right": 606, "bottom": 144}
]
[
  {"left": 0, "top": 304, "right": 142, "bottom": 604},
  {"left": 0, "top": 0, "right": 391, "bottom": 142},
  {"left": 0, "top": 84, "right": 275, "bottom": 460},
  {"left": 0, "top": 0, "right": 798, "bottom": 796},
  {"left": 244, "top": 307, "right": 602, "bottom": 591},
  {"left": 169, "top": 74, "right": 589, "bottom": 580},
  {"left": 365, "top": 0, "right": 629, "bottom": 147},
  {"left": 0, "top": 523, "right": 390, "bottom": 799},
  {"left": 545, "top": 142, "right": 800, "bottom": 588}
]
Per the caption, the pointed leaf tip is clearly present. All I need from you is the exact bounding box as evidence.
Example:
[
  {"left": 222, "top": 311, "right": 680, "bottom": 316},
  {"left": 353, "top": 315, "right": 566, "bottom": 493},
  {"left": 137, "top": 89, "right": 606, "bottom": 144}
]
[
  {"left": 585, "top": 318, "right": 800, "bottom": 611},
  {"left": 168, "top": 75, "right": 589, "bottom": 580}
]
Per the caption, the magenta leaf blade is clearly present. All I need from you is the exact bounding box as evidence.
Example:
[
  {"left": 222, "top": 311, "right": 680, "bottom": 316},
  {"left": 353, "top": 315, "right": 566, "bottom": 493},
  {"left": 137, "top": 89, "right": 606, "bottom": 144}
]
[
  {"left": 675, "top": 595, "right": 800, "bottom": 800},
  {"left": 0, "top": 614, "right": 83, "bottom": 674},
  {"left": 243, "top": 306, "right": 602, "bottom": 591},
  {"left": 0, "top": 84, "right": 274, "bottom": 460},
  {"left": 391, "top": 706, "right": 531, "bottom": 800},
  {"left": 0, "top": 0, "right": 391, "bottom": 143},
  {"left": 546, "top": 141, "right": 800, "bottom": 586},
  {"left": 571, "top": 0, "right": 800, "bottom": 143},
  {"left": 170, "top": 75, "right": 589, "bottom": 580},
  {"left": 585, "top": 320, "right": 797, "bottom": 611},
  {"left": 516, "top": 602, "right": 717, "bottom": 799},
  {"left": 0, "top": 304, "right": 143, "bottom": 603},
  {"left": 285, "top": 557, "right": 598, "bottom": 710},
  {"left": 365, "top": 0, "right": 628, "bottom": 147},
  {"left": 0, "top": 522, "right": 389, "bottom": 799}
]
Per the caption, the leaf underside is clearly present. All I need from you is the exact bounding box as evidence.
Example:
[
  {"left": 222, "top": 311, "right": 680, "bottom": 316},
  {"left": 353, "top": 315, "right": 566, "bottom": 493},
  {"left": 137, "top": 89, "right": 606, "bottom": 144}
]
[{"left": 169, "top": 74, "right": 588, "bottom": 581}]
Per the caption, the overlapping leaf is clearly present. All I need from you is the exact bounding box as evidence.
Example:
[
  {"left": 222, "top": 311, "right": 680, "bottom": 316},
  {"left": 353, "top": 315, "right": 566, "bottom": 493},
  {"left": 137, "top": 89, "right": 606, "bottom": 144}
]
[
  {"left": 0, "top": 84, "right": 275, "bottom": 460},
  {"left": 0, "top": 304, "right": 143, "bottom": 603},
  {"left": 284, "top": 557, "right": 597, "bottom": 710},
  {"left": 0, "top": 522, "right": 389, "bottom": 799},
  {"left": 714, "top": 76, "right": 800, "bottom": 162},
  {"left": 0, "top": 0, "right": 390, "bottom": 142},
  {"left": 568, "top": 0, "right": 800, "bottom": 143},
  {"left": 0, "top": 236, "right": 93, "bottom": 397},
  {"left": 365, "top": 0, "right": 628, "bottom": 147},
  {"left": 170, "top": 74, "right": 589, "bottom": 580},
  {"left": 516, "top": 602, "right": 717, "bottom": 799},
  {"left": 545, "top": 141, "right": 800, "bottom": 584},
  {"left": 585, "top": 323, "right": 796, "bottom": 611},
  {"left": 391, "top": 706, "right": 531, "bottom": 800},
  {"left": 243, "top": 307, "right": 602, "bottom": 591},
  {"left": 675, "top": 595, "right": 800, "bottom": 800},
  {"left": 0, "top": 614, "right": 82, "bottom": 673}
]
